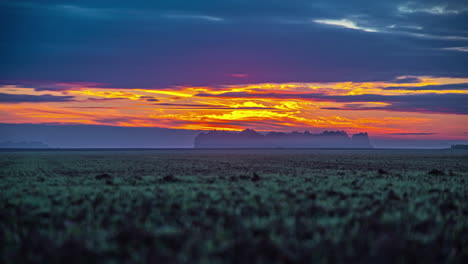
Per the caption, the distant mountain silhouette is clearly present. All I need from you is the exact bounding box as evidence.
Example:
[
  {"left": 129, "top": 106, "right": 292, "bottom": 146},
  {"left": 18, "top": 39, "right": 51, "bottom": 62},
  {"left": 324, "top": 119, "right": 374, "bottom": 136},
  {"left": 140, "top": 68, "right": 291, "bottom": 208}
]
[
  {"left": 194, "top": 129, "right": 373, "bottom": 148},
  {"left": 0, "top": 123, "right": 201, "bottom": 148},
  {"left": 0, "top": 141, "right": 49, "bottom": 148}
]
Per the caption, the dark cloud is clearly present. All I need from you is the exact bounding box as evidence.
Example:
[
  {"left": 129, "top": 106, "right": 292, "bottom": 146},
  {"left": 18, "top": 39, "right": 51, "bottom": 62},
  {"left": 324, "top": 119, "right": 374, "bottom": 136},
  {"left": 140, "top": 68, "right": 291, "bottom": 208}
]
[
  {"left": 324, "top": 94, "right": 468, "bottom": 112},
  {"left": 383, "top": 83, "right": 468, "bottom": 90},
  {"left": 0, "top": 80, "right": 103, "bottom": 91},
  {"left": 138, "top": 96, "right": 159, "bottom": 102},
  {"left": 320, "top": 94, "right": 468, "bottom": 114},
  {"left": 0, "top": 0, "right": 467, "bottom": 87},
  {"left": 198, "top": 92, "right": 468, "bottom": 114},
  {"left": 390, "top": 77, "right": 423, "bottom": 83},
  {"left": 320, "top": 107, "right": 341, "bottom": 110},
  {"left": 389, "top": 133, "right": 437, "bottom": 136},
  {"left": 0, "top": 93, "right": 75, "bottom": 103},
  {"left": 33, "top": 85, "right": 77, "bottom": 91},
  {"left": 92, "top": 117, "right": 158, "bottom": 125},
  {"left": 86, "top": 97, "right": 126, "bottom": 101}
]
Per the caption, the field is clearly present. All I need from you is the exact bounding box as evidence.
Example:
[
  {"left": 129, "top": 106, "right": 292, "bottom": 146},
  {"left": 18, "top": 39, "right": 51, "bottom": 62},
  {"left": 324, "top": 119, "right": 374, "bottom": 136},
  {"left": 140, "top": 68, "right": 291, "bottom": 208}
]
[{"left": 1, "top": 149, "right": 467, "bottom": 263}]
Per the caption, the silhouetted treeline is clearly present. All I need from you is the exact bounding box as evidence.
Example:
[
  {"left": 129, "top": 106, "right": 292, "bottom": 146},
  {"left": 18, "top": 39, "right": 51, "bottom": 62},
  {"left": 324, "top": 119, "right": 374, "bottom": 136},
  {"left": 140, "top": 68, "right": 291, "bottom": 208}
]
[{"left": 194, "top": 129, "right": 373, "bottom": 148}]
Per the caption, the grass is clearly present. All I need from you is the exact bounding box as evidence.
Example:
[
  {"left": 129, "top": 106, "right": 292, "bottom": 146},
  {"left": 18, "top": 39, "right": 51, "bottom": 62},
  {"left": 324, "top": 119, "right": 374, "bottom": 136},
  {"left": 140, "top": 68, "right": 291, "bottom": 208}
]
[{"left": 1, "top": 149, "right": 467, "bottom": 263}]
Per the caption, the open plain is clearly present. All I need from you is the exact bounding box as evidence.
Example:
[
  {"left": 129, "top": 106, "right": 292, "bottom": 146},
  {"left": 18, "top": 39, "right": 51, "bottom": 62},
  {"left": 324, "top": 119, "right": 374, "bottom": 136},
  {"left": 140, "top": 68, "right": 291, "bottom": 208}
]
[{"left": 1, "top": 149, "right": 467, "bottom": 263}]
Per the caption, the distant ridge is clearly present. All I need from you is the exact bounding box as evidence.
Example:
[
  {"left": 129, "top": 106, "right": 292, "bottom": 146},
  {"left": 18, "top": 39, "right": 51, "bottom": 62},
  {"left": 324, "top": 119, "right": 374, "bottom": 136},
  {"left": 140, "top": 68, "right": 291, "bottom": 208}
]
[
  {"left": 194, "top": 129, "right": 373, "bottom": 148},
  {"left": 451, "top": 144, "right": 468, "bottom": 149},
  {"left": 0, "top": 141, "right": 49, "bottom": 148}
]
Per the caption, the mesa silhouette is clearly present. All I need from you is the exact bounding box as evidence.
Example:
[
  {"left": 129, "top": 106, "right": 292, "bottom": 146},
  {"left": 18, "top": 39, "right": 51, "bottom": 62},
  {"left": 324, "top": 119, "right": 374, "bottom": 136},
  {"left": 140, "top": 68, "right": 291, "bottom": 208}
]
[{"left": 194, "top": 129, "right": 372, "bottom": 148}]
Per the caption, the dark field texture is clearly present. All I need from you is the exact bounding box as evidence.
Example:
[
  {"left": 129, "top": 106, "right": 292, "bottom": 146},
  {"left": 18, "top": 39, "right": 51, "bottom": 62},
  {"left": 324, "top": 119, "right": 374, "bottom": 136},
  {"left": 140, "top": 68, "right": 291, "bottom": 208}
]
[{"left": 1, "top": 149, "right": 468, "bottom": 263}]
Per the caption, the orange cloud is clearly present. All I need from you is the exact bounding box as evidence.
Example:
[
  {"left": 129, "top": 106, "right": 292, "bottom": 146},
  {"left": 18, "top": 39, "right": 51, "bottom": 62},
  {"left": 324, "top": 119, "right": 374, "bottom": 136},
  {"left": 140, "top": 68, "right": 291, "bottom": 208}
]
[{"left": 1, "top": 75, "right": 468, "bottom": 139}]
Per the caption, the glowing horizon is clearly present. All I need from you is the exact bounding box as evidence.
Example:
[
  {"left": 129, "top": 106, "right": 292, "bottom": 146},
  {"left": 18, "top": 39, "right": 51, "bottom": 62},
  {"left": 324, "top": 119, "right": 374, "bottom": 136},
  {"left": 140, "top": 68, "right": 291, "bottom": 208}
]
[{"left": 1, "top": 75, "right": 468, "bottom": 140}]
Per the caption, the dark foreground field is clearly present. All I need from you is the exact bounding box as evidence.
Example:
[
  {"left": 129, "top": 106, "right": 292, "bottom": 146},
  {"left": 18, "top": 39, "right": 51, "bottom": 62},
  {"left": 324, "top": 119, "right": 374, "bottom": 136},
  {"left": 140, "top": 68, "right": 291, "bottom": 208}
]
[{"left": 1, "top": 149, "right": 467, "bottom": 263}]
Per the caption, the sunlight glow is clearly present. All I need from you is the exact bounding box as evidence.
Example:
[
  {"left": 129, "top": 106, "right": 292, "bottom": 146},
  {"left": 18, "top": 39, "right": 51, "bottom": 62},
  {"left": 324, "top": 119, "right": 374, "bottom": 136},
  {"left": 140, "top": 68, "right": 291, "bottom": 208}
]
[{"left": 1, "top": 75, "right": 468, "bottom": 138}]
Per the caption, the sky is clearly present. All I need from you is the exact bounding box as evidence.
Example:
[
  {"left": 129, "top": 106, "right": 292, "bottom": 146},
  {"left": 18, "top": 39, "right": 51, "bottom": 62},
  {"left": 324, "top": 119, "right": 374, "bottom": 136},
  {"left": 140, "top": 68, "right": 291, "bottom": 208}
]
[{"left": 1, "top": 0, "right": 468, "bottom": 144}]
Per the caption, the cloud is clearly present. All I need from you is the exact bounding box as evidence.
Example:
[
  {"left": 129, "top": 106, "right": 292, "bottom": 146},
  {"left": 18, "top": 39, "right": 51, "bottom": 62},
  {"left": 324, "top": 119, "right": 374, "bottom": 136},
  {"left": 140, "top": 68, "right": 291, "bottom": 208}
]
[
  {"left": 86, "top": 97, "right": 127, "bottom": 102},
  {"left": 2, "top": 1, "right": 225, "bottom": 22},
  {"left": 389, "top": 133, "right": 437, "bottom": 136},
  {"left": 65, "top": 106, "right": 129, "bottom": 109},
  {"left": 320, "top": 95, "right": 468, "bottom": 114},
  {"left": 1, "top": 0, "right": 468, "bottom": 88},
  {"left": 228, "top": 74, "right": 248, "bottom": 78},
  {"left": 442, "top": 47, "right": 468, "bottom": 52},
  {"left": 0, "top": 93, "right": 75, "bottom": 103},
  {"left": 401, "top": 32, "right": 468, "bottom": 41},
  {"left": 56, "top": 4, "right": 112, "bottom": 18},
  {"left": 138, "top": 95, "right": 159, "bottom": 102},
  {"left": 387, "top": 24, "right": 423, "bottom": 31},
  {"left": 197, "top": 92, "right": 468, "bottom": 115},
  {"left": 313, "top": 18, "right": 378, "bottom": 32},
  {"left": 162, "top": 13, "right": 224, "bottom": 22},
  {"left": 398, "top": 3, "right": 468, "bottom": 15},
  {"left": 0, "top": 81, "right": 104, "bottom": 91},
  {"left": 390, "top": 76, "right": 423, "bottom": 84},
  {"left": 383, "top": 83, "right": 468, "bottom": 90},
  {"left": 153, "top": 103, "right": 273, "bottom": 110},
  {"left": 0, "top": 1, "right": 117, "bottom": 19}
]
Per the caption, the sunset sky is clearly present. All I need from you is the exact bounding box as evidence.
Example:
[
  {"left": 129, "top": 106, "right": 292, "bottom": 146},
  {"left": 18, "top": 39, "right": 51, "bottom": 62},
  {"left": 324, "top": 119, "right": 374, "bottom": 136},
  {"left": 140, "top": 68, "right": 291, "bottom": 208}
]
[{"left": 1, "top": 0, "right": 468, "bottom": 141}]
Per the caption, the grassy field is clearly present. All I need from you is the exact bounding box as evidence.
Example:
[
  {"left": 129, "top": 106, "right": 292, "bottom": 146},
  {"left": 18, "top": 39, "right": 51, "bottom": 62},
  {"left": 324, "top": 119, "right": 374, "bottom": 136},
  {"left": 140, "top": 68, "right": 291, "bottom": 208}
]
[{"left": 1, "top": 149, "right": 467, "bottom": 263}]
